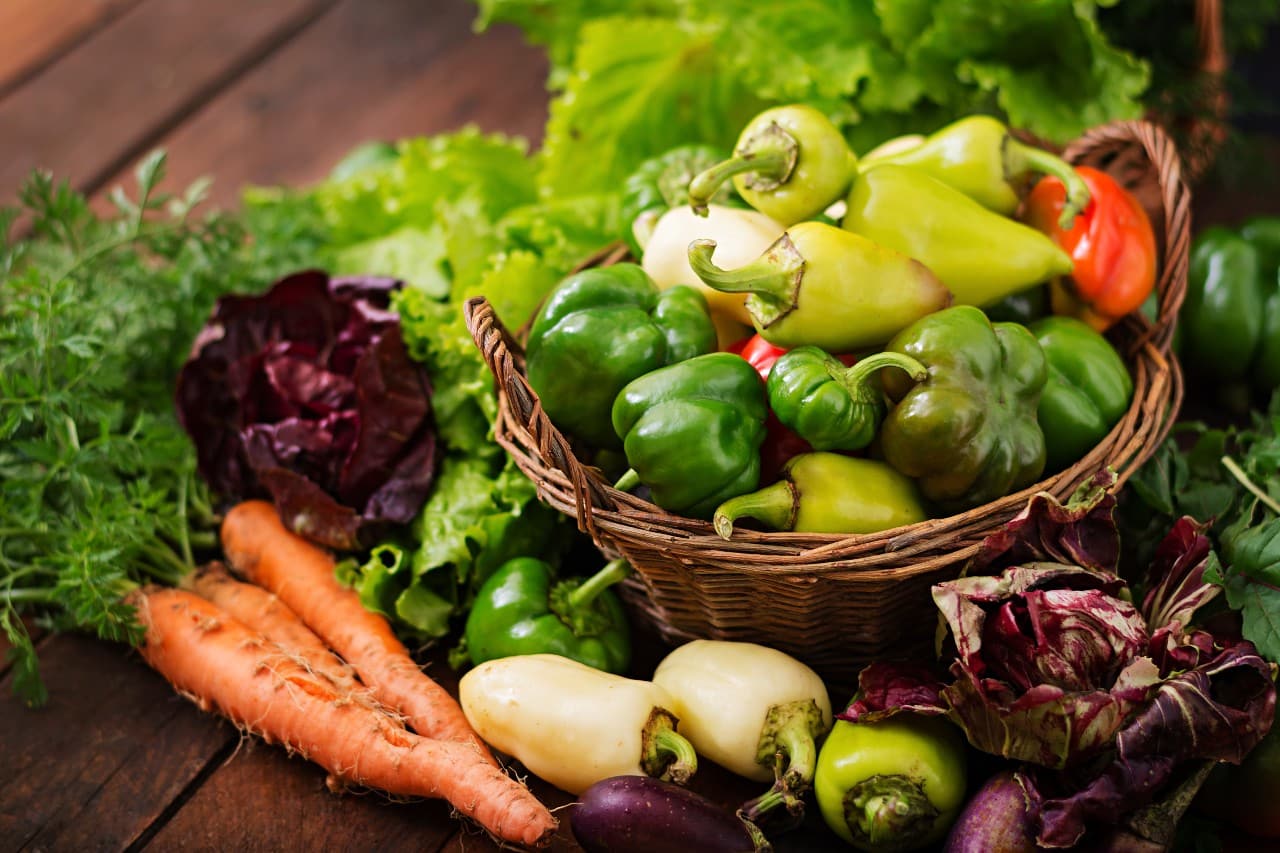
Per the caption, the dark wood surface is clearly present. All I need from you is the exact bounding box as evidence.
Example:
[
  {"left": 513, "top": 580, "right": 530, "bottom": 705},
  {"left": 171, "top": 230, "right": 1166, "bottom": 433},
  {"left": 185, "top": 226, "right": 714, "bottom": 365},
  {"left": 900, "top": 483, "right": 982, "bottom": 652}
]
[{"left": 3, "top": 2, "right": 1279, "bottom": 851}]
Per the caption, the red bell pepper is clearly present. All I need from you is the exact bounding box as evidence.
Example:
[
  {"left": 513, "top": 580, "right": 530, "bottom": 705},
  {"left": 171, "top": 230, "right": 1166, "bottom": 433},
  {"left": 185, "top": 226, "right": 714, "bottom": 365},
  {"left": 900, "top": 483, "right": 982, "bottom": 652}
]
[{"left": 1024, "top": 165, "right": 1157, "bottom": 333}]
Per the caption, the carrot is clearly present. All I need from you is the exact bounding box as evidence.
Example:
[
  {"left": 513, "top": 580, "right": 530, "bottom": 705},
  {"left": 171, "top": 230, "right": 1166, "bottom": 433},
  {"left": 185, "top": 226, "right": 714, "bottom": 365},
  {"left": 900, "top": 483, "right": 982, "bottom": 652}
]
[
  {"left": 220, "top": 500, "right": 493, "bottom": 762},
  {"left": 133, "top": 586, "right": 557, "bottom": 848},
  {"left": 182, "top": 562, "right": 360, "bottom": 694}
]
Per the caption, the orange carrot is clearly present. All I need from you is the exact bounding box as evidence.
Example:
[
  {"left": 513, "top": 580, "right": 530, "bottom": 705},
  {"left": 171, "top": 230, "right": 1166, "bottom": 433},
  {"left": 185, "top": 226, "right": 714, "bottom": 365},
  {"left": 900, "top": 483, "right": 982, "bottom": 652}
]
[
  {"left": 133, "top": 586, "right": 557, "bottom": 848},
  {"left": 183, "top": 562, "right": 360, "bottom": 694},
  {"left": 220, "top": 500, "right": 493, "bottom": 762}
]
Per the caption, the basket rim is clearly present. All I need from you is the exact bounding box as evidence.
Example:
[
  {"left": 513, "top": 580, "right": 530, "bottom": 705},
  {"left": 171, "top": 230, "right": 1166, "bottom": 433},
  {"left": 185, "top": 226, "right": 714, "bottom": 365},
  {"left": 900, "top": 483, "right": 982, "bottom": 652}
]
[{"left": 464, "top": 118, "right": 1190, "bottom": 567}]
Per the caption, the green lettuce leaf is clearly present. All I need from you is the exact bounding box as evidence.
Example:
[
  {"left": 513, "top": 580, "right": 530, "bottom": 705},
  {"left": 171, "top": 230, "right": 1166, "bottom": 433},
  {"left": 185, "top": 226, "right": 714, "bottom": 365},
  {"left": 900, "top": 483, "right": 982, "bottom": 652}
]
[{"left": 332, "top": 224, "right": 451, "bottom": 299}]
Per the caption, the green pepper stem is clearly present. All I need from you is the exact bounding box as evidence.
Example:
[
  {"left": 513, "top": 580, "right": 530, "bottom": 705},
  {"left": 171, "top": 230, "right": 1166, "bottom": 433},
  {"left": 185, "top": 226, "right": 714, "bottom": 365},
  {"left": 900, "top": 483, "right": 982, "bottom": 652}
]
[
  {"left": 830, "top": 351, "right": 928, "bottom": 398},
  {"left": 738, "top": 700, "right": 822, "bottom": 828},
  {"left": 843, "top": 774, "right": 939, "bottom": 850},
  {"left": 565, "top": 558, "right": 631, "bottom": 611},
  {"left": 614, "top": 468, "right": 641, "bottom": 492},
  {"left": 688, "top": 122, "right": 799, "bottom": 215},
  {"left": 687, "top": 234, "right": 804, "bottom": 328},
  {"left": 1005, "top": 139, "right": 1092, "bottom": 230},
  {"left": 713, "top": 479, "right": 798, "bottom": 539},
  {"left": 641, "top": 708, "right": 699, "bottom": 785}
]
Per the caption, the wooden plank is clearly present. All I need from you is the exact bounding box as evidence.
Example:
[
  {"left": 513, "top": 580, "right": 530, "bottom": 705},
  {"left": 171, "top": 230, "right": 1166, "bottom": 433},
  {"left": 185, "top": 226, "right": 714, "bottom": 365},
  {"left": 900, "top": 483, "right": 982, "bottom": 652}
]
[
  {"left": 0, "top": 0, "right": 142, "bottom": 98},
  {"left": 93, "top": 0, "right": 549, "bottom": 211},
  {"left": 0, "top": 0, "right": 335, "bottom": 206},
  {"left": 0, "top": 632, "right": 234, "bottom": 850}
]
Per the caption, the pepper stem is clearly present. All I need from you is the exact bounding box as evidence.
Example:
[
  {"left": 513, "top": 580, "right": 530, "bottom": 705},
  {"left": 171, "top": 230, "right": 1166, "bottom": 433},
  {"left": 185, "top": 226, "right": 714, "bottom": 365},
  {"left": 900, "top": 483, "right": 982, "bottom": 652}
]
[
  {"left": 641, "top": 707, "right": 698, "bottom": 785},
  {"left": 688, "top": 122, "right": 799, "bottom": 215},
  {"left": 713, "top": 479, "right": 798, "bottom": 540},
  {"left": 688, "top": 234, "right": 805, "bottom": 329},
  {"left": 843, "top": 774, "right": 939, "bottom": 850},
  {"left": 564, "top": 559, "right": 631, "bottom": 611},
  {"left": 614, "top": 468, "right": 641, "bottom": 492},
  {"left": 1005, "top": 138, "right": 1092, "bottom": 230},
  {"left": 738, "top": 699, "right": 827, "bottom": 828},
  {"left": 829, "top": 351, "right": 928, "bottom": 399}
]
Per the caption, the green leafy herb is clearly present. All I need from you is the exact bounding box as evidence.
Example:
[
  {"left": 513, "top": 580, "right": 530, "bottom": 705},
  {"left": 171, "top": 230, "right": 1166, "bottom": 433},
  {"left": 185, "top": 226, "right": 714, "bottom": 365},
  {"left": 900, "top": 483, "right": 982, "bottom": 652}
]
[{"left": 1, "top": 154, "right": 312, "bottom": 705}]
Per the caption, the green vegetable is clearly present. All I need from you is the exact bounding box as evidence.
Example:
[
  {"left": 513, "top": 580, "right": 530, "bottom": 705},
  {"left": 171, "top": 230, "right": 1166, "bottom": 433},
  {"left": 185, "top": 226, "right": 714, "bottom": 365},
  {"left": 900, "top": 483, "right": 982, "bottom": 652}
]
[
  {"left": 479, "top": 0, "right": 1149, "bottom": 201},
  {"left": 612, "top": 352, "right": 767, "bottom": 518},
  {"left": 766, "top": 347, "right": 927, "bottom": 452},
  {"left": 526, "top": 264, "right": 717, "bottom": 449},
  {"left": 1029, "top": 316, "right": 1133, "bottom": 473},
  {"left": 0, "top": 154, "right": 316, "bottom": 706},
  {"left": 814, "top": 715, "right": 967, "bottom": 851},
  {"left": 688, "top": 104, "right": 855, "bottom": 226},
  {"left": 713, "top": 453, "right": 928, "bottom": 539},
  {"left": 464, "top": 557, "right": 632, "bottom": 673},
  {"left": 856, "top": 115, "right": 1090, "bottom": 228},
  {"left": 843, "top": 164, "right": 1074, "bottom": 309},
  {"left": 620, "top": 144, "right": 737, "bottom": 256},
  {"left": 880, "top": 306, "right": 1048, "bottom": 511},
  {"left": 688, "top": 221, "right": 952, "bottom": 352},
  {"left": 1181, "top": 223, "right": 1280, "bottom": 404}
]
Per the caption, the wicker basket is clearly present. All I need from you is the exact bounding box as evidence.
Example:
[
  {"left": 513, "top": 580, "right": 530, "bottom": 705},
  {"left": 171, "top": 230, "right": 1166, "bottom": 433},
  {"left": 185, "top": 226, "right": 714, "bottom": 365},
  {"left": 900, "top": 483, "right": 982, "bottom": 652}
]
[{"left": 465, "top": 119, "right": 1190, "bottom": 690}]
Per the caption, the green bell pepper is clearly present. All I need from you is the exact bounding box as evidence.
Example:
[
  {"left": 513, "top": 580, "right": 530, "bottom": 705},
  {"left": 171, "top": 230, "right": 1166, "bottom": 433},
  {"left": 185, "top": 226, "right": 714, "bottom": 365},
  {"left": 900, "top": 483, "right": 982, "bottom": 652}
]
[
  {"left": 526, "top": 264, "right": 717, "bottom": 449},
  {"left": 1182, "top": 220, "right": 1280, "bottom": 403},
  {"left": 620, "top": 144, "right": 739, "bottom": 257},
  {"left": 688, "top": 104, "right": 856, "bottom": 226},
  {"left": 879, "top": 306, "right": 1048, "bottom": 512},
  {"left": 814, "top": 715, "right": 967, "bottom": 851},
  {"left": 766, "top": 347, "right": 927, "bottom": 452},
  {"left": 464, "top": 557, "right": 632, "bottom": 674},
  {"left": 842, "top": 164, "right": 1074, "bottom": 309},
  {"left": 713, "top": 452, "right": 928, "bottom": 539},
  {"left": 1029, "top": 316, "right": 1133, "bottom": 473},
  {"left": 612, "top": 352, "right": 767, "bottom": 518}
]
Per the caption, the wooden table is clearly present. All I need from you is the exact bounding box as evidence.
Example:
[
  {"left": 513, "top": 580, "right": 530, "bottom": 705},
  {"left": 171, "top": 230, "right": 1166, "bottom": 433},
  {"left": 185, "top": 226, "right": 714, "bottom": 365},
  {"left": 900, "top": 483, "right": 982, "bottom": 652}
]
[
  {"left": 0, "top": 1, "right": 841, "bottom": 849},
  {"left": 3, "top": 2, "right": 1279, "bottom": 850}
]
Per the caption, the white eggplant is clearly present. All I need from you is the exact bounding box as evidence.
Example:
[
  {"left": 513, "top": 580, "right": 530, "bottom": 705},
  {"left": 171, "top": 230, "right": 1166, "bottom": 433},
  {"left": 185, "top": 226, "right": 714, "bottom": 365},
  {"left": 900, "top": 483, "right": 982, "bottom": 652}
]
[
  {"left": 459, "top": 653, "right": 698, "bottom": 795},
  {"left": 653, "top": 639, "right": 832, "bottom": 825}
]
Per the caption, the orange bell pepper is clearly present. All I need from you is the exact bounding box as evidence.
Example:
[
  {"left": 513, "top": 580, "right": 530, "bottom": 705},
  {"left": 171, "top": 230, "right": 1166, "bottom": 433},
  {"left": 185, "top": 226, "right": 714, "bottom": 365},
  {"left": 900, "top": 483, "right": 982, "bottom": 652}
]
[{"left": 1024, "top": 165, "right": 1157, "bottom": 332}]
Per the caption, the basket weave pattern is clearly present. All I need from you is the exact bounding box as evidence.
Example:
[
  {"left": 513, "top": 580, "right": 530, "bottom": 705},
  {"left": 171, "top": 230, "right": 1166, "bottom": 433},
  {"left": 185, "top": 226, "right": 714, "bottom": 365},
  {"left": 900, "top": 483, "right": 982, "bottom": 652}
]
[{"left": 465, "top": 120, "right": 1189, "bottom": 689}]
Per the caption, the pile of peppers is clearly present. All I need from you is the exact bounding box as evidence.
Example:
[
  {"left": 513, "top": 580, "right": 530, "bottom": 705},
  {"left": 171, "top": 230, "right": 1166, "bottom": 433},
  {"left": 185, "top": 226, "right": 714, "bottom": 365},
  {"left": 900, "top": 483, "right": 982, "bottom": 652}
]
[{"left": 520, "top": 105, "right": 1158, "bottom": 537}]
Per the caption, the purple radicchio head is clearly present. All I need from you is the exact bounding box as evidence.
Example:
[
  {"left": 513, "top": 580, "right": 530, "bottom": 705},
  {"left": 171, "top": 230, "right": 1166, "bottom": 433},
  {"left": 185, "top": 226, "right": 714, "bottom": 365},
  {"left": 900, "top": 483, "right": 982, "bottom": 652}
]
[{"left": 176, "top": 270, "right": 438, "bottom": 550}]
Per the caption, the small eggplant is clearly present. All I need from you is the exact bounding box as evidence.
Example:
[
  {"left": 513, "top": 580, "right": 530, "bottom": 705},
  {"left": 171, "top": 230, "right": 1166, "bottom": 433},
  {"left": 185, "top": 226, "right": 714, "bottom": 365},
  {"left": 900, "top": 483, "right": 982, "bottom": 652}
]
[
  {"left": 943, "top": 771, "right": 1036, "bottom": 853},
  {"left": 572, "top": 775, "right": 771, "bottom": 853}
]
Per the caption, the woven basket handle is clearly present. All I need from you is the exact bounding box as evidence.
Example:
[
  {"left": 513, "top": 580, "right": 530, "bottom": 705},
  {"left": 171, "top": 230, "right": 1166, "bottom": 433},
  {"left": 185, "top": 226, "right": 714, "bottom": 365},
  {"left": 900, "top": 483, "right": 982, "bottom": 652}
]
[
  {"left": 1062, "top": 120, "right": 1191, "bottom": 356},
  {"left": 463, "top": 296, "right": 620, "bottom": 535}
]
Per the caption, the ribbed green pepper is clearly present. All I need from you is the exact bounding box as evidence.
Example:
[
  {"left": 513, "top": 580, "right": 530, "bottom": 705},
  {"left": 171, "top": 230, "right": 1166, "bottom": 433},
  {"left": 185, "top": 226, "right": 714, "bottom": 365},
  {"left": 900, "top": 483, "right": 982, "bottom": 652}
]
[
  {"left": 1181, "top": 220, "right": 1280, "bottom": 401},
  {"left": 843, "top": 164, "right": 1074, "bottom": 308},
  {"left": 1029, "top": 316, "right": 1133, "bottom": 473},
  {"left": 767, "top": 347, "right": 927, "bottom": 452},
  {"left": 612, "top": 353, "right": 767, "bottom": 518},
  {"left": 526, "top": 264, "right": 717, "bottom": 449},
  {"left": 880, "top": 306, "right": 1048, "bottom": 512},
  {"left": 713, "top": 453, "right": 927, "bottom": 539},
  {"left": 620, "top": 144, "right": 739, "bottom": 256},
  {"left": 465, "top": 557, "right": 632, "bottom": 674}
]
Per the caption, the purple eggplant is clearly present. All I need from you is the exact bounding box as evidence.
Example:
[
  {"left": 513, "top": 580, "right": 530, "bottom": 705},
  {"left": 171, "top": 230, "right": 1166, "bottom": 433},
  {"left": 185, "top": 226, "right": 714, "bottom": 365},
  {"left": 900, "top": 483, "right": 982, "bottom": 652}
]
[
  {"left": 571, "top": 775, "right": 771, "bottom": 853},
  {"left": 943, "top": 771, "right": 1037, "bottom": 853}
]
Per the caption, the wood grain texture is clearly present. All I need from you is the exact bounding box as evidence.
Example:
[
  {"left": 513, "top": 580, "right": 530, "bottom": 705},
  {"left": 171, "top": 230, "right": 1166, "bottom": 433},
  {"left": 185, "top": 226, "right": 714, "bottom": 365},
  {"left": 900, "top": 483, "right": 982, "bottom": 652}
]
[
  {"left": 92, "top": 0, "right": 549, "bottom": 210},
  {"left": 0, "top": 633, "right": 234, "bottom": 851},
  {"left": 0, "top": 0, "right": 141, "bottom": 97},
  {"left": 0, "top": 0, "right": 334, "bottom": 205}
]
